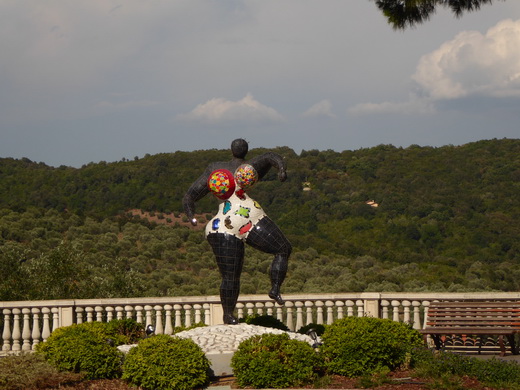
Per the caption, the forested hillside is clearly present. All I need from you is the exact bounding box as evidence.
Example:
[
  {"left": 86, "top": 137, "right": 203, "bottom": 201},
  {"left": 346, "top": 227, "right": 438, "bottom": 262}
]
[{"left": 1, "top": 139, "right": 519, "bottom": 301}]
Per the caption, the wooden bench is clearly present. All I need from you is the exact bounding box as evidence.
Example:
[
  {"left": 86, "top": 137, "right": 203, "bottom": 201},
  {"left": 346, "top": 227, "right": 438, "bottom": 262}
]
[{"left": 420, "top": 301, "right": 520, "bottom": 356}]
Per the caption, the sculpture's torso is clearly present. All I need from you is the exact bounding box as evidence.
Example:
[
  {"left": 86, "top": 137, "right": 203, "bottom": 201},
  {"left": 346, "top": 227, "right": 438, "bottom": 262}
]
[
  {"left": 205, "top": 164, "right": 265, "bottom": 240},
  {"left": 205, "top": 191, "right": 266, "bottom": 239}
]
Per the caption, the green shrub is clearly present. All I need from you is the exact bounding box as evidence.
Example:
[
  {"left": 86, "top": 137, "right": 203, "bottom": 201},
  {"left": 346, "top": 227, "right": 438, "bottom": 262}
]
[
  {"left": 239, "top": 314, "right": 290, "bottom": 331},
  {"left": 231, "top": 333, "right": 322, "bottom": 388},
  {"left": 0, "top": 353, "right": 83, "bottom": 390},
  {"left": 297, "top": 323, "right": 326, "bottom": 336},
  {"left": 105, "top": 318, "right": 145, "bottom": 344},
  {"left": 474, "top": 358, "right": 520, "bottom": 388},
  {"left": 320, "top": 316, "right": 423, "bottom": 377},
  {"left": 122, "top": 334, "right": 210, "bottom": 390},
  {"left": 415, "top": 349, "right": 520, "bottom": 390},
  {"left": 36, "top": 323, "right": 123, "bottom": 379},
  {"left": 78, "top": 319, "right": 144, "bottom": 346}
]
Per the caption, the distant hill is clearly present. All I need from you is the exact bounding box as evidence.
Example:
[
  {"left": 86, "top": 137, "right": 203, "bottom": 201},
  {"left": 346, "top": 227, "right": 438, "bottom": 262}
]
[{"left": 1, "top": 139, "right": 519, "bottom": 300}]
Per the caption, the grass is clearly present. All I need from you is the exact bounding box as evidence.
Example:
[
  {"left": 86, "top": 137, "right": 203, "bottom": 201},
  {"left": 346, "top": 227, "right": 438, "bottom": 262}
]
[
  {"left": 0, "top": 353, "right": 83, "bottom": 390},
  {"left": 412, "top": 348, "right": 520, "bottom": 390}
]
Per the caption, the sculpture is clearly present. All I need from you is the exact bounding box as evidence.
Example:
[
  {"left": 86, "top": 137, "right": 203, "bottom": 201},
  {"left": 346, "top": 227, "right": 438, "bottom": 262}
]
[{"left": 183, "top": 139, "right": 291, "bottom": 324}]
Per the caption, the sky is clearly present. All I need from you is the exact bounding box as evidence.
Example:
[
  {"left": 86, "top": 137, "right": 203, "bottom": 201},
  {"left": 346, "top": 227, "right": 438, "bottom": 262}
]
[{"left": 1, "top": 0, "right": 520, "bottom": 168}]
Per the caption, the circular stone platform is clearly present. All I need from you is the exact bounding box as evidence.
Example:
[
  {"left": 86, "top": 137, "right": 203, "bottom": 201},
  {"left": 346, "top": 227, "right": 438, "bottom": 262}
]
[{"left": 118, "top": 323, "right": 317, "bottom": 376}]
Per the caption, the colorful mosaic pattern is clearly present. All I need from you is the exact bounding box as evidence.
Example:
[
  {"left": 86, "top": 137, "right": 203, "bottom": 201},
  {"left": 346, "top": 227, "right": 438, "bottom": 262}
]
[
  {"left": 206, "top": 192, "right": 265, "bottom": 239},
  {"left": 234, "top": 164, "right": 258, "bottom": 190},
  {"left": 207, "top": 169, "right": 235, "bottom": 200}
]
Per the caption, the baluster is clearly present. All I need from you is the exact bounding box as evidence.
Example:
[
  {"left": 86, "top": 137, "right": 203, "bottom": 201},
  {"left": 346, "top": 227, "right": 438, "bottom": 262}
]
[
  {"left": 116, "top": 306, "right": 124, "bottom": 320},
  {"left": 164, "top": 305, "right": 173, "bottom": 335},
  {"left": 285, "top": 301, "right": 294, "bottom": 331},
  {"left": 305, "top": 301, "right": 314, "bottom": 325},
  {"left": 236, "top": 303, "right": 245, "bottom": 320},
  {"left": 12, "top": 308, "right": 21, "bottom": 351},
  {"left": 135, "top": 305, "right": 144, "bottom": 324},
  {"left": 336, "top": 300, "right": 345, "bottom": 320},
  {"left": 95, "top": 306, "right": 104, "bottom": 322},
  {"left": 106, "top": 306, "right": 114, "bottom": 321},
  {"left": 316, "top": 301, "right": 324, "bottom": 324},
  {"left": 326, "top": 301, "right": 334, "bottom": 324},
  {"left": 412, "top": 301, "right": 421, "bottom": 329},
  {"left": 381, "top": 300, "right": 390, "bottom": 319},
  {"left": 2, "top": 309, "right": 12, "bottom": 351},
  {"left": 85, "top": 307, "right": 94, "bottom": 322},
  {"left": 42, "top": 308, "right": 51, "bottom": 342},
  {"left": 265, "top": 302, "right": 274, "bottom": 317},
  {"left": 31, "top": 308, "right": 41, "bottom": 350},
  {"left": 391, "top": 300, "right": 401, "bottom": 322},
  {"left": 52, "top": 308, "right": 59, "bottom": 331},
  {"left": 346, "top": 300, "right": 355, "bottom": 317},
  {"left": 422, "top": 301, "right": 431, "bottom": 330},
  {"left": 203, "top": 304, "right": 211, "bottom": 325},
  {"left": 246, "top": 303, "right": 255, "bottom": 317},
  {"left": 22, "top": 308, "right": 31, "bottom": 351},
  {"left": 183, "top": 304, "right": 192, "bottom": 327},
  {"left": 144, "top": 305, "right": 153, "bottom": 328},
  {"left": 194, "top": 304, "right": 202, "bottom": 323},
  {"left": 76, "top": 307, "right": 84, "bottom": 324},
  {"left": 276, "top": 305, "right": 284, "bottom": 322},
  {"left": 356, "top": 300, "right": 364, "bottom": 317},
  {"left": 402, "top": 300, "right": 411, "bottom": 324},
  {"left": 295, "top": 301, "right": 304, "bottom": 331},
  {"left": 255, "top": 302, "right": 264, "bottom": 316},
  {"left": 125, "top": 305, "right": 134, "bottom": 320},
  {"left": 174, "top": 304, "right": 182, "bottom": 327},
  {"left": 154, "top": 305, "right": 164, "bottom": 334}
]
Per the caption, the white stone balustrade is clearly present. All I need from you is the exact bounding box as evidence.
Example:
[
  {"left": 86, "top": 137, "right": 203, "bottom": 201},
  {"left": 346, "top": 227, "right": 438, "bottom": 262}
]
[{"left": 3, "top": 292, "right": 520, "bottom": 355}]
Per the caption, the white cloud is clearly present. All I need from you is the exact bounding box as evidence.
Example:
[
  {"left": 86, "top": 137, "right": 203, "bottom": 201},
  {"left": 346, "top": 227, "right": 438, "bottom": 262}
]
[
  {"left": 349, "top": 18, "right": 520, "bottom": 116},
  {"left": 177, "top": 93, "right": 284, "bottom": 124},
  {"left": 303, "top": 99, "right": 336, "bottom": 118},
  {"left": 413, "top": 18, "right": 520, "bottom": 99}
]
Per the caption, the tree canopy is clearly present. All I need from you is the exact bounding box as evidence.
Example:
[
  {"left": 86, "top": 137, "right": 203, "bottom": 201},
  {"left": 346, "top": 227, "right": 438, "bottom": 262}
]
[
  {"left": 1, "top": 139, "right": 519, "bottom": 300},
  {"left": 373, "top": 0, "right": 500, "bottom": 29}
]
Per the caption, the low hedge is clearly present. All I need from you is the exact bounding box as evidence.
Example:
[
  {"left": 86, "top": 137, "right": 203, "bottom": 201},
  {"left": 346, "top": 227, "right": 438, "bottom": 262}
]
[
  {"left": 231, "top": 333, "right": 322, "bottom": 388},
  {"left": 320, "top": 316, "right": 424, "bottom": 377},
  {"left": 122, "top": 334, "right": 210, "bottom": 390},
  {"left": 36, "top": 323, "right": 123, "bottom": 380}
]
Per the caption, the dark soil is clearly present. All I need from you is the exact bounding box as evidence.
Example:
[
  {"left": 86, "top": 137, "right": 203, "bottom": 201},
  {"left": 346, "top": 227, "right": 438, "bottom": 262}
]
[{"left": 51, "top": 370, "right": 494, "bottom": 389}]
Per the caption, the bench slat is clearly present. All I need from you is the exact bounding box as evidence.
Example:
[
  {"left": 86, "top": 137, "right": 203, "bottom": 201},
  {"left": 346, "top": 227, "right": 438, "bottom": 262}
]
[
  {"left": 428, "top": 302, "right": 520, "bottom": 306},
  {"left": 420, "top": 327, "right": 517, "bottom": 335},
  {"left": 421, "top": 301, "right": 520, "bottom": 356}
]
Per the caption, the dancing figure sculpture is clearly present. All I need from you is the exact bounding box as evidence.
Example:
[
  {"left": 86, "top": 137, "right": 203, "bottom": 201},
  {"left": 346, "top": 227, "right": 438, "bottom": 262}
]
[{"left": 183, "top": 139, "right": 291, "bottom": 324}]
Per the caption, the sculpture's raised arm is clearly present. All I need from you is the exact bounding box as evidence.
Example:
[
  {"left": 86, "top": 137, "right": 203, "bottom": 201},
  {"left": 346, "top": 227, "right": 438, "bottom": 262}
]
[
  {"left": 248, "top": 151, "right": 287, "bottom": 182},
  {"left": 182, "top": 167, "right": 212, "bottom": 225}
]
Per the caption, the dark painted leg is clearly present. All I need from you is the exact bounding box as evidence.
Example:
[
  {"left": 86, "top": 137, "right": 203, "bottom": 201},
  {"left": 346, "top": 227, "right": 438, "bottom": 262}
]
[
  {"left": 246, "top": 217, "right": 291, "bottom": 305},
  {"left": 207, "top": 233, "right": 245, "bottom": 324}
]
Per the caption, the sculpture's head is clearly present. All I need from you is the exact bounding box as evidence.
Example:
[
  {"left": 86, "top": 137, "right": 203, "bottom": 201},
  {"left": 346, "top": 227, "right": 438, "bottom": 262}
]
[{"left": 231, "top": 138, "right": 248, "bottom": 159}]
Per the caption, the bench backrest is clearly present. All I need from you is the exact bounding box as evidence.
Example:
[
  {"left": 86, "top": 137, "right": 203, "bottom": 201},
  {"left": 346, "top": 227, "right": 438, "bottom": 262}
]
[{"left": 426, "top": 301, "right": 520, "bottom": 329}]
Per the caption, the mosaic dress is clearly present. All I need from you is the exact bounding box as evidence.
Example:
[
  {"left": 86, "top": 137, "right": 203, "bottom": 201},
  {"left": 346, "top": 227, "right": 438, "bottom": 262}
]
[{"left": 206, "top": 164, "right": 266, "bottom": 240}]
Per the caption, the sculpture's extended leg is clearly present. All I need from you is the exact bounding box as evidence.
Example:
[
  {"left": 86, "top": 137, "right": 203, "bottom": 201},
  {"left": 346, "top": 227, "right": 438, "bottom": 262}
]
[
  {"left": 207, "top": 233, "right": 245, "bottom": 324},
  {"left": 246, "top": 216, "right": 291, "bottom": 305}
]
